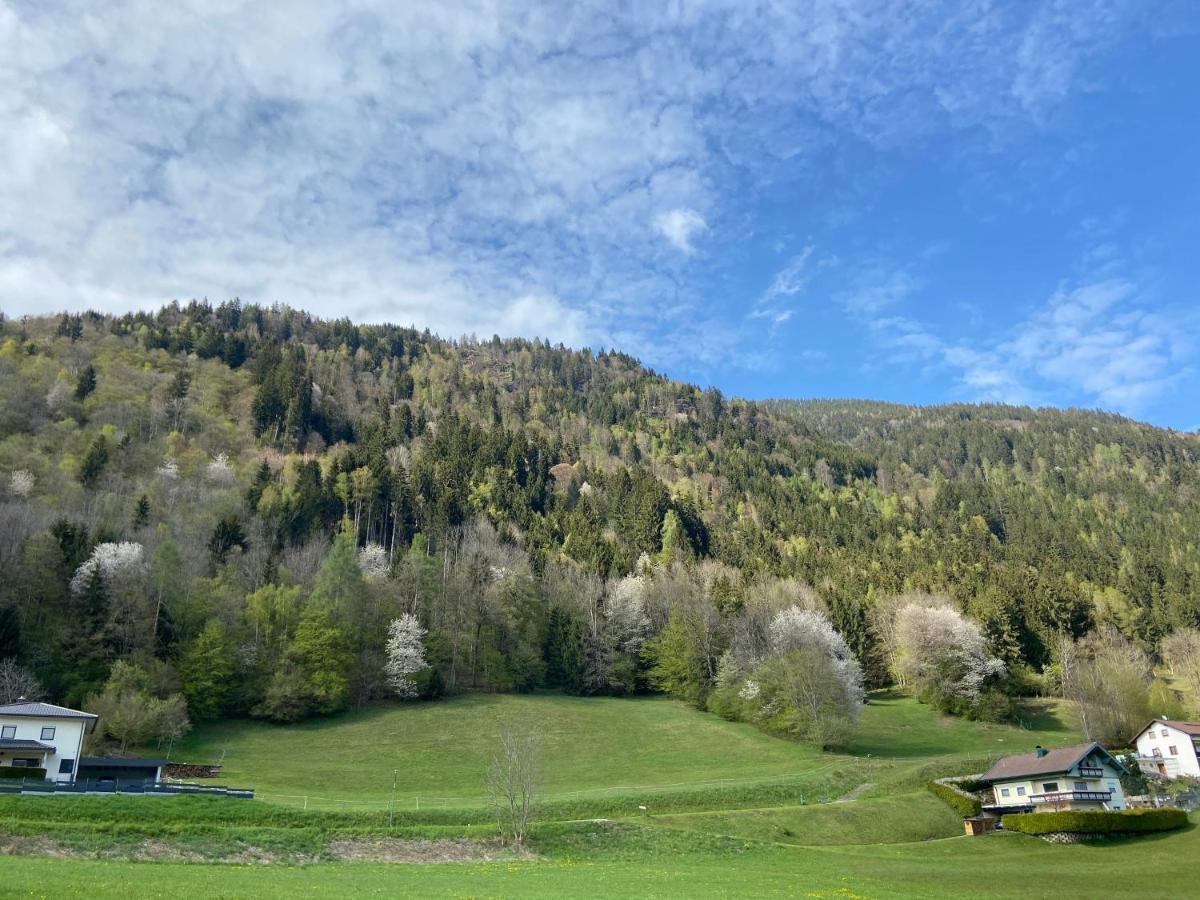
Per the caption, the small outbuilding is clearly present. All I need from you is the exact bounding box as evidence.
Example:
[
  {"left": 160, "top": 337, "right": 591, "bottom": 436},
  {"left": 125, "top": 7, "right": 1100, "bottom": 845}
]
[{"left": 77, "top": 756, "right": 166, "bottom": 786}]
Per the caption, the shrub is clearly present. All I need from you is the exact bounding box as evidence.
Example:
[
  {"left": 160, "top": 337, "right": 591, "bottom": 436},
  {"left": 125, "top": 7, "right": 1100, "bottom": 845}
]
[
  {"left": 927, "top": 780, "right": 982, "bottom": 817},
  {"left": 1001, "top": 808, "right": 1188, "bottom": 835},
  {"left": 0, "top": 767, "right": 46, "bottom": 780}
]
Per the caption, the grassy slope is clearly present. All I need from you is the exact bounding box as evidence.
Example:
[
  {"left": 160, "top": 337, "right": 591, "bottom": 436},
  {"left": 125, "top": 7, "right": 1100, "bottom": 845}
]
[
  {"left": 172, "top": 692, "right": 834, "bottom": 806},
  {"left": 168, "top": 690, "right": 1076, "bottom": 810},
  {"left": 1, "top": 691, "right": 1130, "bottom": 897}
]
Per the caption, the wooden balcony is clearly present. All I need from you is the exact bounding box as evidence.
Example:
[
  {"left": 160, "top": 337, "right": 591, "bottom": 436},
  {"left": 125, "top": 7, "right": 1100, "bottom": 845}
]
[{"left": 1077, "top": 767, "right": 1104, "bottom": 778}]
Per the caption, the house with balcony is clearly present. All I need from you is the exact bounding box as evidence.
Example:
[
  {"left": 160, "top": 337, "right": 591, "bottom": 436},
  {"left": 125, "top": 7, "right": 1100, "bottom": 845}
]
[
  {"left": 0, "top": 698, "right": 97, "bottom": 783},
  {"left": 978, "top": 742, "right": 1127, "bottom": 814},
  {"left": 1132, "top": 719, "right": 1200, "bottom": 779}
]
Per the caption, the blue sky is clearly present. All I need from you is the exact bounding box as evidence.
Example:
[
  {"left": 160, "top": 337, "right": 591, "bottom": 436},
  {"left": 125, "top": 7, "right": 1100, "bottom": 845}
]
[{"left": 1, "top": 2, "right": 1198, "bottom": 429}]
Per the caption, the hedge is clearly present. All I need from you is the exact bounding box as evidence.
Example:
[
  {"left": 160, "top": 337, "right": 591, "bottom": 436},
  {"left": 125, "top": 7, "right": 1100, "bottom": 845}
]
[
  {"left": 1002, "top": 808, "right": 1188, "bottom": 835},
  {"left": 0, "top": 767, "right": 46, "bottom": 780},
  {"left": 927, "top": 780, "right": 982, "bottom": 817}
]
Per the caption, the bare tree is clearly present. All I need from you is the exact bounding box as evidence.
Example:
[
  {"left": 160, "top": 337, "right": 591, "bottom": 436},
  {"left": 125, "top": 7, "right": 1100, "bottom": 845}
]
[
  {"left": 1061, "top": 628, "right": 1151, "bottom": 745},
  {"left": 1163, "top": 629, "right": 1200, "bottom": 716},
  {"left": 0, "top": 658, "right": 45, "bottom": 704},
  {"left": 486, "top": 724, "right": 541, "bottom": 849}
]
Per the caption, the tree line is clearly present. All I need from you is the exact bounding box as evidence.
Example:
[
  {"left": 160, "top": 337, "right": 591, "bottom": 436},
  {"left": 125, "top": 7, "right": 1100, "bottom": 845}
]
[{"left": 1, "top": 303, "right": 1198, "bottom": 751}]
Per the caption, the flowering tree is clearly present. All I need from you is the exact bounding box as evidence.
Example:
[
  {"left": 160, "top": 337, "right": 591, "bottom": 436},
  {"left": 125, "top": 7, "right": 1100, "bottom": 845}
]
[
  {"left": 605, "top": 574, "right": 650, "bottom": 653},
  {"left": 384, "top": 613, "right": 428, "bottom": 698},
  {"left": 713, "top": 605, "right": 865, "bottom": 748},
  {"left": 206, "top": 452, "right": 234, "bottom": 483},
  {"left": 768, "top": 606, "right": 866, "bottom": 714},
  {"left": 8, "top": 470, "right": 34, "bottom": 498},
  {"left": 357, "top": 543, "right": 390, "bottom": 580},
  {"left": 893, "top": 603, "right": 1006, "bottom": 716},
  {"left": 70, "top": 542, "right": 146, "bottom": 595}
]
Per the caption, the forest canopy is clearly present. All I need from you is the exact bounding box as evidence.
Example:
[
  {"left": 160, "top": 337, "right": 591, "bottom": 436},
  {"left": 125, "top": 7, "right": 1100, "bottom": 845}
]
[{"left": 1, "top": 303, "right": 1198, "bottom": 747}]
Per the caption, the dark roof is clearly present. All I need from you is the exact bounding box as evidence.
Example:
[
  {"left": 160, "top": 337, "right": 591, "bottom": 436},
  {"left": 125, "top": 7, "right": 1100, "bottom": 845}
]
[
  {"left": 79, "top": 756, "right": 167, "bottom": 769},
  {"left": 0, "top": 739, "right": 54, "bottom": 751},
  {"left": 980, "top": 742, "right": 1124, "bottom": 783},
  {"left": 1137, "top": 719, "right": 1200, "bottom": 739},
  {"left": 0, "top": 701, "right": 98, "bottom": 720}
]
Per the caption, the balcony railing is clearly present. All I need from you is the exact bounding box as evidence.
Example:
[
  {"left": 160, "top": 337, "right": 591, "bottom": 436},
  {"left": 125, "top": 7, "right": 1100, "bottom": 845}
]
[
  {"left": 1077, "top": 767, "right": 1104, "bottom": 778},
  {"left": 1031, "top": 790, "right": 1111, "bottom": 804}
]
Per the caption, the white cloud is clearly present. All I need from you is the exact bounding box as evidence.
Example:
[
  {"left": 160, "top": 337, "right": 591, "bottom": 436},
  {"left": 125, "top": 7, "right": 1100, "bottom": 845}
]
[
  {"left": 0, "top": 0, "right": 1148, "bottom": 369},
  {"left": 857, "top": 265, "right": 1195, "bottom": 416},
  {"left": 654, "top": 208, "right": 708, "bottom": 254}
]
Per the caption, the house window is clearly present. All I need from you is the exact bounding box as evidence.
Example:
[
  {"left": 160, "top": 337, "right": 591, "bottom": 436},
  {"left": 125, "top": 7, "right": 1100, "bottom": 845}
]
[
  {"left": 59, "top": 759, "right": 74, "bottom": 775},
  {"left": 1042, "top": 782, "right": 1059, "bottom": 793},
  {"left": 1169, "top": 746, "right": 1178, "bottom": 756},
  {"left": 0, "top": 725, "right": 14, "bottom": 739},
  {"left": 1162, "top": 729, "right": 1170, "bottom": 737},
  {"left": 40, "top": 726, "right": 55, "bottom": 740},
  {"left": 1000, "top": 788, "right": 1011, "bottom": 797},
  {"left": 1073, "top": 782, "right": 1087, "bottom": 791},
  {"left": 11, "top": 758, "right": 40, "bottom": 767},
  {"left": 1016, "top": 787, "right": 1026, "bottom": 796},
  {"left": 1153, "top": 747, "right": 1163, "bottom": 757}
]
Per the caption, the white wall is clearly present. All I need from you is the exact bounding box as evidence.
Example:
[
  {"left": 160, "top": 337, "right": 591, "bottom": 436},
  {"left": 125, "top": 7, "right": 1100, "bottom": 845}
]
[
  {"left": 0, "top": 716, "right": 88, "bottom": 783},
  {"left": 1136, "top": 722, "right": 1200, "bottom": 779}
]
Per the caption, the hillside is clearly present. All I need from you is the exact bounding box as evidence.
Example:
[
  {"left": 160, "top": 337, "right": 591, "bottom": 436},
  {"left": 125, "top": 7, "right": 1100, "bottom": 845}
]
[{"left": 1, "top": 302, "right": 1198, "bottom": 732}]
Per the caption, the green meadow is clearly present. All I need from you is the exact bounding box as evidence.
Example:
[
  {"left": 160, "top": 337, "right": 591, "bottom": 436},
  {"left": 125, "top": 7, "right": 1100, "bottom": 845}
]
[{"left": 2, "top": 691, "right": 1194, "bottom": 899}]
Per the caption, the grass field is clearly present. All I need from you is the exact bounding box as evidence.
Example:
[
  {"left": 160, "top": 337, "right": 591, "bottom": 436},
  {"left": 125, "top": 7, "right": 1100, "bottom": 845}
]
[
  {"left": 168, "top": 690, "right": 1075, "bottom": 811},
  {"left": 5, "top": 689, "right": 1186, "bottom": 899},
  {"left": 2, "top": 821, "right": 1196, "bottom": 899}
]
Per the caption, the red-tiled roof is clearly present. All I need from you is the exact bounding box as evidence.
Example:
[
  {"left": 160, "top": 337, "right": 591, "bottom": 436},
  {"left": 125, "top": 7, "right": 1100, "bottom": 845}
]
[
  {"left": 1135, "top": 719, "right": 1200, "bottom": 739},
  {"left": 980, "top": 742, "right": 1111, "bottom": 783}
]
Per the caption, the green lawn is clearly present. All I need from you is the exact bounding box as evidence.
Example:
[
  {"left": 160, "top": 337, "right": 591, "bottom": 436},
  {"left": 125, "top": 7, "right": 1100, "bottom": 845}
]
[
  {"left": 172, "top": 693, "right": 836, "bottom": 807},
  {"left": 2, "top": 823, "right": 1196, "bottom": 899},
  {"left": 0, "top": 690, "right": 1117, "bottom": 897},
  {"left": 168, "top": 690, "right": 1077, "bottom": 810},
  {"left": 653, "top": 791, "right": 963, "bottom": 846}
]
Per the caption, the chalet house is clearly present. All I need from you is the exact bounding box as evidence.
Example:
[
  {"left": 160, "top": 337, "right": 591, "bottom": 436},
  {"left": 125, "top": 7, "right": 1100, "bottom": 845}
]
[
  {"left": 979, "top": 742, "right": 1127, "bottom": 814},
  {"left": 0, "top": 699, "right": 97, "bottom": 783},
  {"left": 1133, "top": 719, "right": 1200, "bottom": 779}
]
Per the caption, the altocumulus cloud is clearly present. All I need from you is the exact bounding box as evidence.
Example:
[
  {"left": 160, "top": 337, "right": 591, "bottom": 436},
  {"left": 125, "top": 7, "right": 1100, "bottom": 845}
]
[{"left": 0, "top": 0, "right": 1147, "bottom": 366}]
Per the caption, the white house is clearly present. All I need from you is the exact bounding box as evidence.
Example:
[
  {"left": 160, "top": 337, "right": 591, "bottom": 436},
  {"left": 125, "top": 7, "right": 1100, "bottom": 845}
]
[
  {"left": 979, "top": 742, "right": 1127, "bottom": 814},
  {"left": 1133, "top": 719, "right": 1200, "bottom": 779},
  {"left": 0, "top": 698, "right": 97, "bottom": 783}
]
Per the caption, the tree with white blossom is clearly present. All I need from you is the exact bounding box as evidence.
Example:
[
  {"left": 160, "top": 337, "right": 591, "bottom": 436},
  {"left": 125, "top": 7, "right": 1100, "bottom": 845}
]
[
  {"left": 893, "top": 602, "right": 1007, "bottom": 717},
  {"left": 384, "top": 613, "right": 428, "bottom": 698},
  {"left": 206, "top": 452, "right": 234, "bottom": 483},
  {"left": 768, "top": 606, "right": 866, "bottom": 714},
  {"left": 70, "top": 542, "right": 146, "bottom": 595},
  {"left": 715, "top": 605, "right": 865, "bottom": 748},
  {"left": 357, "top": 543, "right": 390, "bottom": 580},
  {"left": 8, "top": 470, "right": 34, "bottom": 498}
]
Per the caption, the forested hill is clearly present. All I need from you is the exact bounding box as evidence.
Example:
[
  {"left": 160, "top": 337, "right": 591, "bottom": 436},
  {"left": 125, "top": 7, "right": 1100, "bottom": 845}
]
[{"left": 0, "top": 303, "right": 1198, "bottom": 731}]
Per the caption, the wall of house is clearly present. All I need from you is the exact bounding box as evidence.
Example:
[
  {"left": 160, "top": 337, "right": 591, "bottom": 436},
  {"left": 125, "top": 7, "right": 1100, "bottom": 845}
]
[
  {"left": 991, "top": 763, "right": 1126, "bottom": 811},
  {"left": 1136, "top": 723, "right": 1200, "bottom": 778},
  {"left": 0, "top": 717, "right": 87, "bottom": 783}
]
